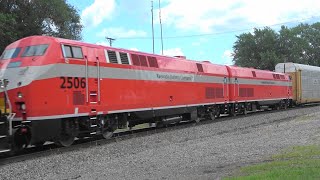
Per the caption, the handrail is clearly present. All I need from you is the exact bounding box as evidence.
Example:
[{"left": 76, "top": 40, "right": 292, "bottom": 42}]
[
  {"left": 85, "top": 56, "right": 89, "bottom": 103},
  {"left": 97, "top": 57, "right": 101, "bottom": 102},
  {"left": 7, "top": 113, "right": 15, "bottom": 136}
]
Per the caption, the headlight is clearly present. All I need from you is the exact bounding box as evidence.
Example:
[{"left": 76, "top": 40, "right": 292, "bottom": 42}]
[
  {"left": 17, "top": 92, "right": 23, "bottom": 98},
  {"left": 20, "top": 103, "right": 26, "bottom": 110}
]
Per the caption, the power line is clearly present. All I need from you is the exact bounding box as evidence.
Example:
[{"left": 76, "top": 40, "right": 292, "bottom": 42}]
[{"left": 116, "top": 15, "right": 320, "bottom": 40}]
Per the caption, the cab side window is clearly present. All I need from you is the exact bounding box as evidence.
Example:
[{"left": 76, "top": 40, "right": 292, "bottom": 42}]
[
  {"left": 22, "top": 44, "right": 48, "bottom": 57},
  {"left": 64, "top": 46, "right": 72, "bottom": 58},
  {"left": 72, "top": 47, "right": 83, "bottom": 58},
  {"left": 62, "top": 45, "right": 83, "bottom": 59}
]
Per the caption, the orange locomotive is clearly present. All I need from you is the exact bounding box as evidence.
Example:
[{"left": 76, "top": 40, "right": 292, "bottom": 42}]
[{"left": 0, "top": 36, "right": 292, "bottom": 153}]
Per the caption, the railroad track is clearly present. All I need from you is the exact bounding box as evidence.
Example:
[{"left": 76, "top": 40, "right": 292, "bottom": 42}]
[{"left": 0, "top": 104, "right": 318, "bottom": 166}]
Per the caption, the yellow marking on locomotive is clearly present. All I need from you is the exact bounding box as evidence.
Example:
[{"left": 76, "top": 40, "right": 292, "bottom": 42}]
[{"left": 0, "top": 97, "right": 9, "bottom": 113}]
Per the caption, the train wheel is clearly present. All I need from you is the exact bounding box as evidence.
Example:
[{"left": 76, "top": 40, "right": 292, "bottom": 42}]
[
  {"left": 209, "top": 112, "right": 215, "bottom": 121},
  {"left": 56, "top": 133, "right": 75, "bottom": 147},
  {"left": 242, "top": 108, "right": 248, "bottom": 115},
  {"left": 195, "top": 117, "right": 201, "bottom": 123},
  {"left": 229, "top": 104, "right": 236, "bottom": 117},
  {"left": 283, "top": 101, "right": 288, "bottom": 109},
  {"left": 12, "top": 127, "right": 31, "bottom": 153},
  {"left": 102, "top": 129, "right": 114, "bottom": 139},
  {"left": 229, "top": 108, "right": 236, "bottom": 117}
]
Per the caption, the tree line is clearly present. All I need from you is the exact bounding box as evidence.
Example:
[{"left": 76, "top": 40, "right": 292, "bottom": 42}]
[
  {"left": 0, "top": 0, "right": 82, "bottom": 53},
  {"left": 233, "top": 23, "right": 320, "bottom": 70}
]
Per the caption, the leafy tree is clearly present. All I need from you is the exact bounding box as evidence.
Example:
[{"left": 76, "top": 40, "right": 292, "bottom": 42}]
[
  {"left": 0, "top": 13, "right": 20, "bottom": 52},
  {"left": 233, "top": 22, "right": 320, "bottom": 70},
  {"left": 0, "top": 0, "right": 82, "bottom": 53},
  {"left": 233, "top": 27, "right": 280, "bottom": 70},
  {"left": 300, "top": 23, "right": 320, "bottom": 66}
]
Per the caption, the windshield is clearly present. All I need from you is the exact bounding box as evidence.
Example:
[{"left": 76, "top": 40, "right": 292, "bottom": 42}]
[
  {"left": 21, "top": 44, "right": 49, "bottom": 57},
  {"left": 0, "top": 48, "right": 21, "bottom": 60}
]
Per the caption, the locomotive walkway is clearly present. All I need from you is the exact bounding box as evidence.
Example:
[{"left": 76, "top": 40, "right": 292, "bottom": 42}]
[{"left": 0, "top": 105, "right": 319, "bottom": 179}]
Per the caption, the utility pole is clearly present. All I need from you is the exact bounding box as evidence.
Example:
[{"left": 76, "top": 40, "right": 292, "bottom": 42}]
[
  {"left": 151, "top": 0, "right": 155, "bottom": 54},
  {"left": 159, "top": 0, "right": 164, "bottom": 55},
  {"left": 106, "top": 37, "right": 116, "bottom": 47}
]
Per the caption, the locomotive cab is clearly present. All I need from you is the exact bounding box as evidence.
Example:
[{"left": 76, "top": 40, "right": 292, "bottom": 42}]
[{"left": 0, "top": 36, "right": 59, "bottom": 152}]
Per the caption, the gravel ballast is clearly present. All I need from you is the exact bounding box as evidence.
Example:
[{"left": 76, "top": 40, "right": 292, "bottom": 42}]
[{"left": 1, "top": 106, "right": 320, "bottom": 180}]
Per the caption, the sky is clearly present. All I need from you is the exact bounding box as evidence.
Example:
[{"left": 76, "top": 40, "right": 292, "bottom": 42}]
[{"left": 67, "top": 0, "right": 320, "bottom": 65}]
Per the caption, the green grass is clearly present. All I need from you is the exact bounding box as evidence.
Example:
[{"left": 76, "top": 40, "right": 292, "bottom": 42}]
[{"left": 224, "top": 145, "right": 320, "bottom": 180}]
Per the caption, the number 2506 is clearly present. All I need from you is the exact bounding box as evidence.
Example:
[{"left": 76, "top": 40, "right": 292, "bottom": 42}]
[{"left": 60, "top": 77, "right": 86, "bottom": 89}]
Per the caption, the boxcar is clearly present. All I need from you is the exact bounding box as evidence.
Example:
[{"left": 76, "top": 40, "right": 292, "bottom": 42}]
[{"left": 276, "top": 62, "right": 320, "bottom": 104}]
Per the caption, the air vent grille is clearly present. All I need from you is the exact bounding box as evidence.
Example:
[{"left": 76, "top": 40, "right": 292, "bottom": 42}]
[
  {"left": 239, "top": 88, "right": 254, "bottom": 97},
  {"left": 252, "top": 71, "right": 256, "bottom": 77},
  {"left": 119, "top": 52, "right": 129, "bottom": 64},
  {"left": 131, "top": 54, "right": 140, "bottom": 66},
  {"left": 107, "top": 50, "right": 118, "bottom": 64},
  {"left": 205, "top": 87, "right": 224, "bottom": 99},
  {"left": 196, "top": 63, "right": 204, "bottom": 72},
  {"left": 148, "top": 56, "right": 158, "bottom": 68},
  {"left": 215, "top": 88, "right": 223, "bottom": 98},
  {"left": 139, "top": 55, "right": 148, "bottom": 67},
  {"left": 73, "top": 91, "right": 85, "bottom": 105},
  {"left": 205, "top": 88, "right": 215, "bottom": 99}
]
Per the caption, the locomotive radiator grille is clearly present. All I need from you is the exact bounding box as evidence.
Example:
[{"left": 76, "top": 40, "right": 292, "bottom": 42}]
[{"left": 73, "top": 91, "right": 85, "bottom": 105}]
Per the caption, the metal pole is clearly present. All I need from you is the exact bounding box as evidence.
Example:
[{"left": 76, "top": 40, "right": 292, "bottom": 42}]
[
  {"left": 106, "top": 37, "right": 115, "bottom": 47},
  {"left": 151, "top": 0, "right": 155, "bottom": 54},
  {"left": 159, "top": 0, "right": 164, "bottom": 55}
]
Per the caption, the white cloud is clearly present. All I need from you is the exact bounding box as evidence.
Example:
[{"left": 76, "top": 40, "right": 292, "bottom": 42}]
[
  {"left": 81, "top": 0, "right": 116, "bottom": 27},
  {"left": 129, "top": 48, "right": 139, "bottom": 51},
  {"left": 98, "top": 27, "right": 147, "bottom": 38},
  {"left": 222, "top": 50, "right": 234, "bottom": 65},
  {"left": 96, "top": 41, "right": 109, "bottom": 46},
  {"left": 162, "top": 48, "right": 184, "bottom": 56},
  {"left": 159, "top": 0, "right": 320, "bottom": 33}
]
